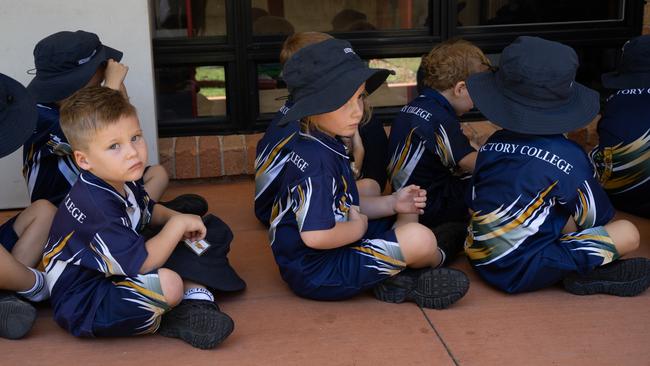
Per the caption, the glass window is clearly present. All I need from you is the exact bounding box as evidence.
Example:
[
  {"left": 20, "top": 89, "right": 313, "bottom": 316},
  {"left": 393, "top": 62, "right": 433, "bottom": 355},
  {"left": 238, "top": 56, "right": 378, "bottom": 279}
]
[
  {"left": 153, "top": 0, "right": 226, "bottom": 38},
  {"left": 250, "top": 0, "right": 430, "bottom": 35},
  {"left": 458, "top": 0, "right": 624, "bottom": 28},
  {"left": 155, "top": 65, "right": 227, "bottom": 120},
  {"left": 367, "top": 57, "right": 420, "bottom": 108},
  {"left": 257, "top": 56, "right": 420, "bottom": 115}
]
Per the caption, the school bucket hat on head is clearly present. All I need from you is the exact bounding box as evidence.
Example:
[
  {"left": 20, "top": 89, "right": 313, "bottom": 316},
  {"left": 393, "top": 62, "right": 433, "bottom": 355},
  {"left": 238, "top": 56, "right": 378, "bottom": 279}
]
[
  {"left": 466, "top": 36, "right": 599, "bottom": 135},
  {"left": 602, "top": 35, "right": 650, "bottom": 89},
  {"left": 278, "top": 38, "right": 393, "bottom": 126},
  {"left": 0, "top": 73, "right": 37, "bottom": 159},
  {"left": 164, "top": 214, "right": 246, "bottom": 292},
  {"left": 27, "top": 30, "right": 123, "bottom": 103}
]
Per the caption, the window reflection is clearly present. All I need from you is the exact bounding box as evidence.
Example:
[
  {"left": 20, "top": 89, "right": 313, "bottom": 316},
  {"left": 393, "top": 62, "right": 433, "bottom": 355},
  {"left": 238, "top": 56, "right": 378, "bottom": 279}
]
[
  {"left": 458, "top": 0, "right": 624, "bottom": 27},
  {"left": 155, "top": 66, "right": 227, "bottom": 120},
  {"left": 153, "top": 0, "right": 226, "bottom": 38},
  {"left": 250, "top": 0, "right": 430, "bottom": 35}
]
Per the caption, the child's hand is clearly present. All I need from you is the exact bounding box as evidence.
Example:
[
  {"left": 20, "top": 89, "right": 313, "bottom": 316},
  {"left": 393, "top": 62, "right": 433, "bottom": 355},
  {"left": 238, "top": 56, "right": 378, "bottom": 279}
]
[
  {"left": 104, "top": 59, "right": 129, "bottom": 91},
  {"left": 173, "top": 214, "right": 207, "bottom": 242},
  {"left": 393, "top": 185, "right": 427, "bottom": 214},
  {"left": 348, "top": 205, "right": 368, "bottom": 234}
]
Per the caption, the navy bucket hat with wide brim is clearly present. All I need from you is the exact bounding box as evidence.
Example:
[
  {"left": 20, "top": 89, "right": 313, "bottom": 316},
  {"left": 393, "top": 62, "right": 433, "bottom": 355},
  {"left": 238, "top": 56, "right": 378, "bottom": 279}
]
[
  {"left": 0, "top": 73, "right": 37, "bottom": 159},
  {"left": 601, "top": 35, "right": 650, "bottom": 90},
  {"left": 164, "top": 214, "right": 246, "bottom": 292},
  {"left": 467, "top": 36, "right": 599, "bottom": 135},
  {"left": 278, "top": 38, "right": 393, "bottom": 126},
  {"left": 27, "top": 30, "right": 123, "bottom": 103}
]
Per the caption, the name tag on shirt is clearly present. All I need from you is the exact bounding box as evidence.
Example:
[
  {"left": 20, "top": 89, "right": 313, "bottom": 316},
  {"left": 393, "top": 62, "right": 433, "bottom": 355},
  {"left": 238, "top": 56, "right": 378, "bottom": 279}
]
[{"left": 183, "top": 239, "right": 211, "bottom": 256}]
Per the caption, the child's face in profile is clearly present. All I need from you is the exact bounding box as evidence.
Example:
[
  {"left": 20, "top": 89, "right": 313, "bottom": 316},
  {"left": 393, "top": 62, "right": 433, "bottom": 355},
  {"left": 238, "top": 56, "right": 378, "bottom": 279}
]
[
  {"left": 75, "top": 114, "right": 148, "bottom": 194},
  {"left": 450, "top": 81, "right": 474, "bottom": 116},
  {"left": 311, "top": 82, "right": 366, "bottom": 138}
]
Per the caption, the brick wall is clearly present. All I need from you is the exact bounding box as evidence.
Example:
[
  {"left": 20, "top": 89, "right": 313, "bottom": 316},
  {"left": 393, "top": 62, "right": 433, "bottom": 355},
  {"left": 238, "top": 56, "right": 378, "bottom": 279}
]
[{"left": 159, "top": 3, "right": 649, "bottom": 180}]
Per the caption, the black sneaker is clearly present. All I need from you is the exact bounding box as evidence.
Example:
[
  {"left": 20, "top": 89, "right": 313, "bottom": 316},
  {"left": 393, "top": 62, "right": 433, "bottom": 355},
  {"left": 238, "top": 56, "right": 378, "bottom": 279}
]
[
  {"left": 374, "top": 268, "right": 470, "bottom": 309},
  {"left": 563, "top": 257, "right": 650, "bottom": 297},
  {"left": 159, "top": 194, "right": 209, "bottom": 216},
  {"left": 432, "top": 222, "right": 468, "bottom": 266},
  {"left": 158, "top": 300, "right": 234, "bottom": 349},
  {"left": 0, "top": 291, "right": 37, "bottom": 339}
]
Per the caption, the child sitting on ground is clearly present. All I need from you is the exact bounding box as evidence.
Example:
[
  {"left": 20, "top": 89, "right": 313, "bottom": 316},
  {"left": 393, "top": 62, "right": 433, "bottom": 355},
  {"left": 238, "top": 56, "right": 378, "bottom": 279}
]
[
  {"left": 25, "top": 30, "right": 206, "bottom": 214},
  {"left": 43, "top": 86, "right": 233, "bottom": 348},
  {"left": 465, "top": 36, "right": 649, "bottom": 295},
  {"left": 590, "top": 35, "right": 650, "bottom": 217},
  {"left": 387, "top": 39, "right": 490, "bottom": 264},
  {"left": 269, "top": 39, "right": 469, "bottom": 308},
  {"left": 0, "top": 73, "right": 55, "bottom": 339},
  {"left": 255, "top": 31, "right": 389, "bottom": 227}
]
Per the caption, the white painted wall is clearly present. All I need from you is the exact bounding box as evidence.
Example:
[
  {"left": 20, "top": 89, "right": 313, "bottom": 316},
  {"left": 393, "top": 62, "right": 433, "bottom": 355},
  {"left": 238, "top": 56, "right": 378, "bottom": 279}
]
[{"left": 0, "top": 0, "right": 158, "bottom": 209}]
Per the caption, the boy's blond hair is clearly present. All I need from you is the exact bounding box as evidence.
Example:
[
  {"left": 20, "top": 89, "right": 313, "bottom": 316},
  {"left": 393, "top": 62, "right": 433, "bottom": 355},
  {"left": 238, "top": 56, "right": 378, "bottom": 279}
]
[
  {"left": 421, "top": 39, "right": 490, "bottom": 91},
  {"left": 60, "top": 86, "right": 137, "bottom": 150},
  {"left": 279, "top": 32, "right": 333, "bottom": 65}
]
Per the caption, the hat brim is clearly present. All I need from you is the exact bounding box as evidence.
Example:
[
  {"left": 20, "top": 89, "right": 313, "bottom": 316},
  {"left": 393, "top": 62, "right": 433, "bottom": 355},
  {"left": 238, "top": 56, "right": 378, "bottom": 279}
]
[
  {"left": 0, "top": 74, "right": 37, "bottom": 158},
  {"left": 27, "top": 45, "right": 123, "bottom": 103},
  {"left": 467, "top": 71, "right": 600, "bottom": 135},
  {"left": 163, "top": 214, "right": 246, "bottom": 292},
  {"left": 278, "top": 67, "right": 391, "bottom": 126},
  {"left": 166, "top": 248, "right": 247, "bottom": 292},
  {"left": 601, "top": 71, "right": 650, "bottom": 90}
]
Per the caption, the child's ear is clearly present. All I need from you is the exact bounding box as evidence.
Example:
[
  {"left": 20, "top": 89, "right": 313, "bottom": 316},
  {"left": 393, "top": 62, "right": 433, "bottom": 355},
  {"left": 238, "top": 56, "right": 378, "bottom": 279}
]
[
  {"left": 74, "top": 150, "right": 91, "bottom": 171},
  {"left": 454, "top": 81, "right": 467, "bottom": 97}
]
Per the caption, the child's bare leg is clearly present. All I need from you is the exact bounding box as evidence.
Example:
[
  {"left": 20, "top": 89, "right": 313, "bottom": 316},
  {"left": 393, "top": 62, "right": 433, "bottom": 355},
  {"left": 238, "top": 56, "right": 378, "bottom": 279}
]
[
  {"left": 604, "top": 219, "right": 640, "bottom": 256},
  {"left": 562, "top": 217, "right": 578, "bottom": 234},
  {"left": 356, "top": 178, "right": 381, "bottom": 197},
  {"left": 158, "top": 268, "right": 183, "bottom": 307},
  {"left": 12, "top": 200, "right": 56, "bottom": 267},
  {"left": 0, "top": 246, "right": 35, "bottom": 292},
  {"left": 392, "top": 212, "right": 419, "bottom": 227},
  {"left": 394, "top": 222, "right": 441, "bottom": 268},
  {"left": 143, "top": 165, "right": 169, "bottom": 201}
]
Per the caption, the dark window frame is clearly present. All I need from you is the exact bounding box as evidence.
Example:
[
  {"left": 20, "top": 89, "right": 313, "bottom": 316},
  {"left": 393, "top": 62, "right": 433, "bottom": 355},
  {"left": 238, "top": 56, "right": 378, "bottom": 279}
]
[{"left": 152, "top": 0, "right": 644, "bottom": 137}]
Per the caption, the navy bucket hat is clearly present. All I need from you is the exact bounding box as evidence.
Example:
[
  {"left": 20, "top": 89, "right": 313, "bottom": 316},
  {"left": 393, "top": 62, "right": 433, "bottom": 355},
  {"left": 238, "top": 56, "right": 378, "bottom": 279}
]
[
  {"left": 602, "top": 35, "right": 650, "bottom": 89},
  {"left": 467, "top": 36, "right": 599, "bottom": 135},
  {"left": 0, "top": 73, "right": 37, "bottom": 159},
  {"left": 164, "top": 214, "right": 246, "bottom": 292},
  {"left": 27, "top": 30, "right": 123, "bottom": 103},
  {"left": 278, "top": 38, "right": 393, "bottom": 126}
]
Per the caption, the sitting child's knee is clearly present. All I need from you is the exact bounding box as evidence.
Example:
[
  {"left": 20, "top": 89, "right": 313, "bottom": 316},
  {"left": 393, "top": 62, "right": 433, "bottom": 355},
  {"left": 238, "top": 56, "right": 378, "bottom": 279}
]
[
  {"left": 398, "top": 223, "right": 437, "bottom": 258},
  {"left": 158, "top": 268, "right": 183, "bottom": 307},
  {"left": 607, "top": 219, "right": 640, "bottom": 253}
]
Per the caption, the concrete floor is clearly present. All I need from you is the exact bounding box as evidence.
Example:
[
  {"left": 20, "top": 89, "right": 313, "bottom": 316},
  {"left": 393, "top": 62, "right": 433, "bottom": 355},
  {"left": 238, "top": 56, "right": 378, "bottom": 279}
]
[{"left": 1, "top": 178, "right": 648, "bottom": 366}]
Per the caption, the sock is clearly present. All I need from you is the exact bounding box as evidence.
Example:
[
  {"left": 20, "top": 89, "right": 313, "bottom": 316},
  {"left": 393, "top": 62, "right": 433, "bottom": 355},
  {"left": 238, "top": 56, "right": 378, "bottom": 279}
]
[
  {"left": 183, "top": 287, "right": 214, "bottom": 302},
  {"left": 17, "top": 268, "right": 50, "bottom": 302},
  {"left": 435, "top": 247, "right": 446, "bottom": 269}
]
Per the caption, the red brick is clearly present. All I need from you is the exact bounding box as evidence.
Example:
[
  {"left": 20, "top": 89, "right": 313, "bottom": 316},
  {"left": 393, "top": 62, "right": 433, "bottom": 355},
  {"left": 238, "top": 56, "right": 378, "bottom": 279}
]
[
  {"left": 245, "top": 133, "right": 263, "bottom": 174},
  {"left": 198, "top": 136, "right": 222, "bottom": 178},
  {"left": 175, "top": 136, "right": 198, "bottom": 179},
  {"left": 222, "top": 135, "right": 245, "bottom": 150},
  {"left": 157, "top": 137, "right": 175, "bottom": 178},
  {"left": 222, "top": 149, "right": 247, "bottom": 176}
]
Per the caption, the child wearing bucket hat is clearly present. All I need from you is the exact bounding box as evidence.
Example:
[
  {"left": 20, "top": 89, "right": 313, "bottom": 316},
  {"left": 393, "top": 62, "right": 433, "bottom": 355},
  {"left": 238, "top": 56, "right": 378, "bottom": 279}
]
[
  {"left": 24, "top": 30, "right": 206, "bottom": 215},
  {"left": 0, "top": 73, "right": 56, "bottom": 339},
  {"left": 269, "top": 39, "right": 469, "bottom": 308},
  {"left": 255, "top": 31, "right": 389, "bottom": 227},
  {"left": 465, "top": 36, "right": 649, "bottom": 295},
  {"left": 387, "top": 39, "right": 490, "bottom": 265},
  {"left": 43, "top": 86, "right": 233, "bottom": 349},
  {"left": 589, "top": 35, "right": 650, "bottom": 217}
]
